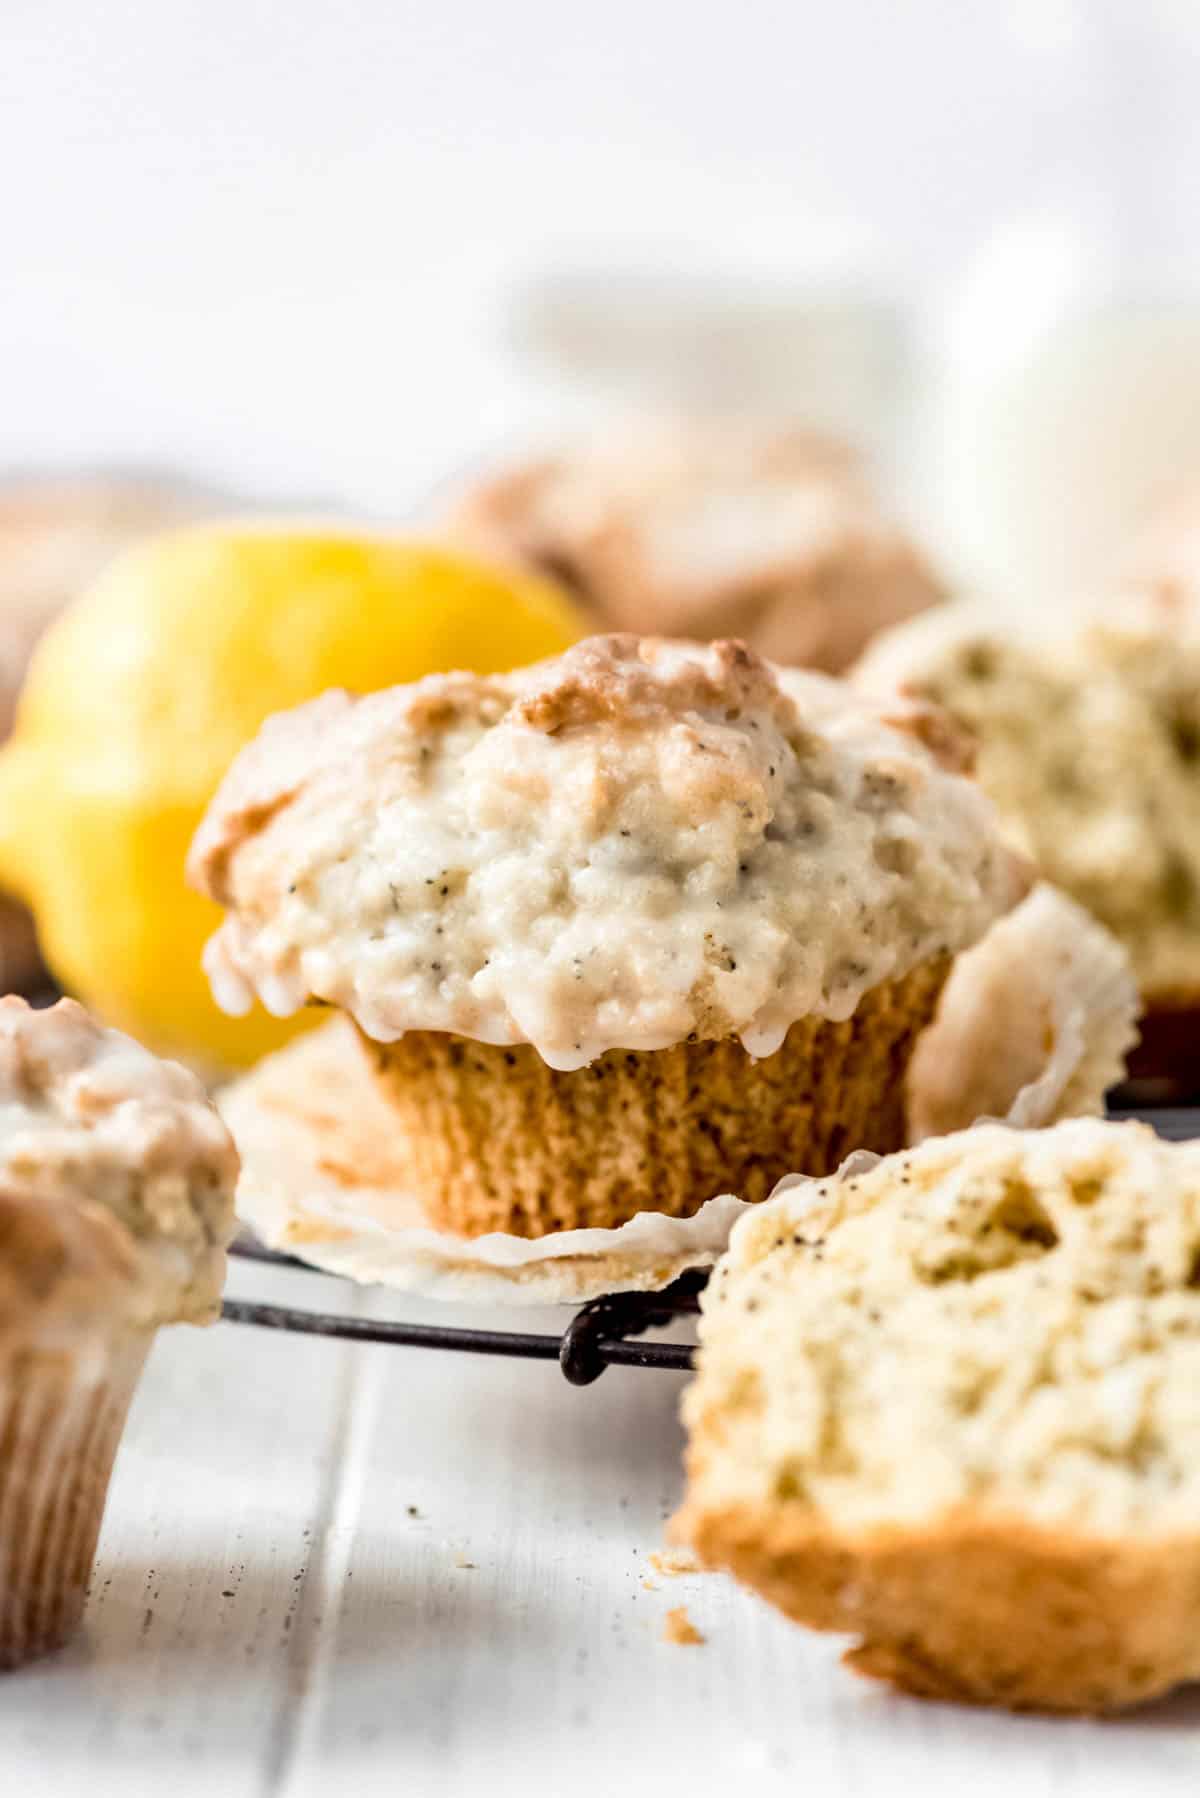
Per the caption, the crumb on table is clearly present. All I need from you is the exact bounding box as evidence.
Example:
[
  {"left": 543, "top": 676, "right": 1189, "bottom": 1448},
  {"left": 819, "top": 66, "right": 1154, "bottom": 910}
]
[
  {"left": 662, "top": 1606, "right": 705, "bottom": 1646},
  {"left": 649, "top": 1549, "right": 701, "bottom": 1577}
]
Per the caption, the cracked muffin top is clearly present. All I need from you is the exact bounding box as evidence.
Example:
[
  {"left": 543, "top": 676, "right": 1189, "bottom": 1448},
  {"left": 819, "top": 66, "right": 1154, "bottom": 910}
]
[
  {"left": 0, "top": 996, "right": 238, "bottom": 1332},
  {"left": 190, "top": 635, "right": 1023, "bottom": 1071},
  {"left": 446, "top": 421, "right": 944, "bottom": 674},
  {"left": 855, "top": 603, "right": 1200, "bottom": 1005}
]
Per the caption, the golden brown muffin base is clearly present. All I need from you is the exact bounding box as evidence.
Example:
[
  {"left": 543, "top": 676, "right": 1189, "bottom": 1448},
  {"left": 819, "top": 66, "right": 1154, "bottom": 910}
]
[
  {"left": 676, "top": 1500, "right": 1200, "bottom": 1714},
  {"left": 356, "top": 956, "right": 949, "bottom": 1238},
  {"left": 0, "top": 1329, "right": 149, "bottom": 1670}
]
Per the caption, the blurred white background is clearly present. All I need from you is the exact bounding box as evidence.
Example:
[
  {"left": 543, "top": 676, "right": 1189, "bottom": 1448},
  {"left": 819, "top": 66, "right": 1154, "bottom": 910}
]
[{"left": 4, "top": 0, "right": 1200, "bottom": 594}]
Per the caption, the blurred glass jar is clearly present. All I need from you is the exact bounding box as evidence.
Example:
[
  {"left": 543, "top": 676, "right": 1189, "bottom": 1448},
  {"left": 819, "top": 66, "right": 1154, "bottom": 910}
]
[
  {"left": 500, "top": 255, "right": 912, "bottom": 480},
  {"left": 917, "top": 5, "right": 1200, "bottom": 611}
]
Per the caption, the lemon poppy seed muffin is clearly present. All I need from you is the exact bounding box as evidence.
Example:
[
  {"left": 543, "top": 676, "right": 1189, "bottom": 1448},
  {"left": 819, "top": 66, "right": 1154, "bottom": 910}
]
[
  {"left": 0, "top": 995, "right": 237, "bottom": 1668},
  {"left": 676, "top": 1118, "right": 1200, "bottom": 1713},
  {"left": 190, "top": 634, "right": 1022, "bottom": 1238},
  {"left": 447, "top": 422, "right": 945, "bottom": 674},
  {"left": 855, "top": 605, "right": 1200, "bottom": 1042}
]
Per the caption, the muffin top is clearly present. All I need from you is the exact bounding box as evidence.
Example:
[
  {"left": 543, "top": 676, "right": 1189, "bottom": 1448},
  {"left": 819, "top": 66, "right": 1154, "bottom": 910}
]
[
  {"left": 683, "top": 1118, "right": 1200, "bottom": 1537},
  {"left": 190, "top": 635, "right": 1022, "bottom": 1071},
  {"left": 0, "top": 996, "right": 238, "bottom": 1334},
  {"left": 447, "top": 421, "right": 944, "bottom": 673},
  {"left": 855, "top": 603, "right": 1200, "bottom": 1003}
]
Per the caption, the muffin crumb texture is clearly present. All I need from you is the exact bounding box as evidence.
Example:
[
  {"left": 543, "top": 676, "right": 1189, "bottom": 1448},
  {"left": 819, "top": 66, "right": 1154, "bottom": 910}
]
[
  {"left": 192, "top": 635, "right": 1019, "bottom": 1070},
  {"left": 677, "top": 1118, "right": 1200, "bottom": 1712}
]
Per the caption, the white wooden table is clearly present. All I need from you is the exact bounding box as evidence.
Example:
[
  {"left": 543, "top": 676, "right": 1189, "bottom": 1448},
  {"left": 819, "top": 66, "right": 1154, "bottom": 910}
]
[{"left": 4, "top": 1253, "right": 1199, "bottom": 1797}]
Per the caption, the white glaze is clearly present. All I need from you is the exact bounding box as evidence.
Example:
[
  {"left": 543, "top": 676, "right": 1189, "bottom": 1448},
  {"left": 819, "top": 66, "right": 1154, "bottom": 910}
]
[
  {"left": 0, "top": 996, "right": 237, "bottom": 1324},
  {"left": 194, "top": 637, "right": 1021, "bottom": 1069}
]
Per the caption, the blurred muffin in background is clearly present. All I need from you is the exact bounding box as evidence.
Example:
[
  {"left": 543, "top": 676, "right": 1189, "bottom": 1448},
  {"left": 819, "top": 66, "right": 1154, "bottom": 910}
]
[
  {"left": 446, "top": 420, "right": 945, "bottom": 674},
  {"left": 854, "top": 603, "right": 1200, "bottom": 1076},
  {"left": 0, "top": 473, "right": 225, "bottom": 991}
]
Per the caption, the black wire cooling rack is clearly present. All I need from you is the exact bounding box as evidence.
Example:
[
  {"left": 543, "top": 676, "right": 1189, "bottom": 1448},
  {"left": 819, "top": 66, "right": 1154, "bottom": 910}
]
[
  {"left": 220, "top": 1101, "right": 1200, "bottom": 1385},
  {"left": 221, "top": 1243, "right": 704, "bottom": 1384}
]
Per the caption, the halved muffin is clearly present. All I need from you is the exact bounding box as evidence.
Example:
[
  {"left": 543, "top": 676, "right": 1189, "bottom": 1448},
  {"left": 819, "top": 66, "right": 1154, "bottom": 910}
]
[
  {"left": 190, "top": 635, "right": 1023, "bottom": 1238},
  {"left": 676, "top": 1118, "right": 1200, "bottom": 1713}
]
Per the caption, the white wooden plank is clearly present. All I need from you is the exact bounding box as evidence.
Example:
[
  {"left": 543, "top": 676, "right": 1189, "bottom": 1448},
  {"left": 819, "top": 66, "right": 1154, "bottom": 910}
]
[
  {"left": 0, "top": 1258, "right": 362, "bottom": 1798},
  {"left": 275, "top": 1289, "right": 1200, "bottom": 1798}
]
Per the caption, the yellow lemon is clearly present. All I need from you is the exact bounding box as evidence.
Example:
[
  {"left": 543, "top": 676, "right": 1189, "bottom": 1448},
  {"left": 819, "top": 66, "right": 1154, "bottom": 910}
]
[{"left": 0, "top": 523, "right": 582, "bottom": 1067}]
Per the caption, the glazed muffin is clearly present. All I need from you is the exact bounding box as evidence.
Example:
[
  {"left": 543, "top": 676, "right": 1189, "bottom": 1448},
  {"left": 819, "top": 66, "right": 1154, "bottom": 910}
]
[
  {"left": 675, "top": 1118, "right": 1200, "bottom": 1713},
  {"left": 0, "top": 995, "right": 237, "bottom": 1668},
  {"left": 0, "top": 473, "right": 225, "bottom": 990},
  {"left": 446, "top": 421, "right": 944, "bottom": 675},
  {"left": 189, "top": 634, "right": 1022, "bottom": 1239},
  {"left": 855, "top": 604, "right": 1200, "bottom": 1042}
]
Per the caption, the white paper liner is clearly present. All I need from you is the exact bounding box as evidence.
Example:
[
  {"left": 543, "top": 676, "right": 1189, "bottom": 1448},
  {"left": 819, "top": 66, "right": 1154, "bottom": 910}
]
[
  {"left": 906, "top": 883, "right": 1140, "bottom": 1143},
  {"left": 220, "top": 890, "right": 1139, "bottom": 1304},
  {"left": 217, "top": 1018, "right": 752, "bottom": 1304}
]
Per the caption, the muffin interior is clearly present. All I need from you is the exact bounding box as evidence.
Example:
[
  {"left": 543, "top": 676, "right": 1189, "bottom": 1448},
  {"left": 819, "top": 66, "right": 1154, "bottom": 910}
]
[{"left": 684, "top": 1120, "right": 1200, "bottom": 1537}]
